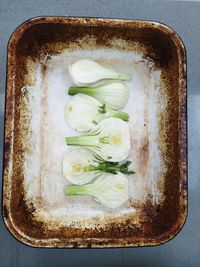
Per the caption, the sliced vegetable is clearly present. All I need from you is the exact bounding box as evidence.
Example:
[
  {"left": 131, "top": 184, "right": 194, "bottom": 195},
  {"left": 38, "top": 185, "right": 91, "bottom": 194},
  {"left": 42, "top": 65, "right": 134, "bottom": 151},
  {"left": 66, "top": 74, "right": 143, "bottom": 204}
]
[
  {"left": 66, "top": 118, "right": 131, "bottom": 162},
  {"left": 68, "top": 59, "right": 132, "bottom": 86},
  {"left": 65, "top": 94, "right": 129, "bottom": 131},
  {"left": 65, "top": 172, "right": 129, "bottom": 208},
  {"left": 69, "top": 81, "right": 129, "bottom": 110},
  {"left": 63, "top": 148, "right": 99, "bottom": 185},
  {"left": 63, "top": 148, "right": 135, "bottom": 185}
]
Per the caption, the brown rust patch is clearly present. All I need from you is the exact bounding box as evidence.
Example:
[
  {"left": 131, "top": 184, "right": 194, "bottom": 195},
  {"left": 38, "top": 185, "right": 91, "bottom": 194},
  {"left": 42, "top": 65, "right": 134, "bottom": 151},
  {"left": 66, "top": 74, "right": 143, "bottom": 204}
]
[
  {"left": 3, "top": 17, "right": 187, "bottom": 247},
  {"left": 138, "top": 135, "right": 149, "bottom": 178}
]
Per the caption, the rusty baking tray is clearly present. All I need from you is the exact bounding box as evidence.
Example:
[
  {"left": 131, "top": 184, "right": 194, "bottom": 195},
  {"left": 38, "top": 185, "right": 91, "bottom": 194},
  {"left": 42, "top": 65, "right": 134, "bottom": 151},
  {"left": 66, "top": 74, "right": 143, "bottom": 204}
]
[{"left": 3, "top": 17, "right": 187, "bottom": 248}]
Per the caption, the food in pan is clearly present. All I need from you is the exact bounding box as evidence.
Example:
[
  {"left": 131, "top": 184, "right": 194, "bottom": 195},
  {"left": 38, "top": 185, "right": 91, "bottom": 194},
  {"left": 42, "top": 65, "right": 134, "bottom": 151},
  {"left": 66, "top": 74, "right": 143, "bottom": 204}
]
[
  {"left": 65, "top": 172, "right": 129, "bottom": 209},
  {"left": 65, "top": 94, "right": 129, "bottom": 132},
  {"left": 68, "top": 81, "right": 129, "bottom": 110},
  {"left": 63, "top": 148, "right": 134, "bottom": 185},
  {"left": 66, "top": 117, "right": 131, "bottom": 162},
  {"left": 68, "top": 59, "right": 132, "bottom": 85}
]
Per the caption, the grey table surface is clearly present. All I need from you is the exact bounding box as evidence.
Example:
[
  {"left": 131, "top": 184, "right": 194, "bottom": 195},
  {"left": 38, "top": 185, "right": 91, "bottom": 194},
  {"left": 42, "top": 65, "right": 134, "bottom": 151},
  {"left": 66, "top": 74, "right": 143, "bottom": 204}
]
[{"left": 0, "top": 0, "right": 199, "bottom": 266}]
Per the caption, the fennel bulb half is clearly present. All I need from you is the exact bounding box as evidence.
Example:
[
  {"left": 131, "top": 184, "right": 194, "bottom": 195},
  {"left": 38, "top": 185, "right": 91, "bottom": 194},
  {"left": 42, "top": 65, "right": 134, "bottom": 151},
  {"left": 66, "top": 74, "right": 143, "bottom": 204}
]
[
  {"left": 68, "top": 59, "right": 132, "bottom": 86},
  {"left": 65, "top": 172, "right": 129, "bottom": 208},
  {"left": 63, "top": 148, "right": 135, "bottom": 185},
  {"left": 65, "top": 94, "right": 129, "bottom": 132},
  {"left": 68, "top": 81, "right": 129, "bottom": 110},
  {"left": 66, "top": 118, "right": 131, "bottom": 162}
]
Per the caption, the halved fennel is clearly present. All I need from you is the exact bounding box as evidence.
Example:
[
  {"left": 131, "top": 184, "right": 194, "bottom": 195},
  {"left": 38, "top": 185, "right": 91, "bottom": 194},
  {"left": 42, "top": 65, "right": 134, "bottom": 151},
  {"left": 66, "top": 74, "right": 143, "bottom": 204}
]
[
  {"left": 68, "top": 81, "right": 129, "bottom": 110},
  {"left": 63, "top": 148, "right": 134, "bottom": 185},
  {"left": 66, "top": 118, "right": 131, "bottom": 162},
  {"left": 68, "top": 59, "right": 132, "bottom": 86},
  {"left": 65, "top": 172, "right": 129, "bottom": 208},
  {"left": 65, "top": 94, "right": 129, "bottom": 132}
]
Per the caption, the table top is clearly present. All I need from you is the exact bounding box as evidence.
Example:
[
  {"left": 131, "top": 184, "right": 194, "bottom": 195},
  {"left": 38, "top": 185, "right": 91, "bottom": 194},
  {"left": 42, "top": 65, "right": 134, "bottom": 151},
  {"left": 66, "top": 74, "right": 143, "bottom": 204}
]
[{"left": 0, "top": 1, "right": 199, "bottom": 266}]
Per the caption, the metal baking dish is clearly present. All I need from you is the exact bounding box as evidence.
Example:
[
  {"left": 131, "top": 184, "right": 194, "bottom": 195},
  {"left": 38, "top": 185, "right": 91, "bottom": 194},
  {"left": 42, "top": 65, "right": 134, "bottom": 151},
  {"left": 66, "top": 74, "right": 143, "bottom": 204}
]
[{"left": 3, "top": 17, "right": 187, "bottom": 248}]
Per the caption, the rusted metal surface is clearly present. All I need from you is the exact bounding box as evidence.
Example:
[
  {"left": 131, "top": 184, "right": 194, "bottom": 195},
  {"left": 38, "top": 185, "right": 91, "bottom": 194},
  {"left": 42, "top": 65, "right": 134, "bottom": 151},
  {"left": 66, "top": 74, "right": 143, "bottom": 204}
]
[{"left": 3, "top": 17, "right": 187, "bottom": 248}]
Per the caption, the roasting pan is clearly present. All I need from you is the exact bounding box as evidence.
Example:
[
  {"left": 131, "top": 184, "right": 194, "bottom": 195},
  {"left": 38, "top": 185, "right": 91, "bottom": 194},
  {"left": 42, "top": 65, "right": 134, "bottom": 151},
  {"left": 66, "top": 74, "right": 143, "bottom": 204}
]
[{"left": 3, "top": 17, "right": 187, "bottom": 247}]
